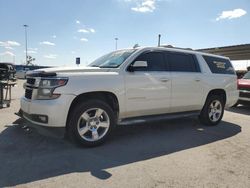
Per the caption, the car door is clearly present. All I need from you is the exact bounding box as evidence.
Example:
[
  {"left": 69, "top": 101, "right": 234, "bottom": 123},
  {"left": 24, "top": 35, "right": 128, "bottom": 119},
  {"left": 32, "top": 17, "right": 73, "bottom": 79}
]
[
  {"left": 124, "top": 51, "right": 171, "bottom": 117},
  {"left": 165, "top": 51, "right": 205, "bottom": 112}
]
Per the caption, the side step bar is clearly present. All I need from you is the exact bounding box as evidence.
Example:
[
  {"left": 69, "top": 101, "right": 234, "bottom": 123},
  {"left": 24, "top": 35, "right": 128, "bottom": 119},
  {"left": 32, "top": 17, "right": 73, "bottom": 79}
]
[{"left": 118, "top": 111, "right": 200, "bottom": 126}]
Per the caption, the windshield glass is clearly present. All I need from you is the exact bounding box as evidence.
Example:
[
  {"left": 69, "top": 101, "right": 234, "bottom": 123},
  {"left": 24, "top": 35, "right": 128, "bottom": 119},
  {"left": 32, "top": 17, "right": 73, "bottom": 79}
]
[
  {"left": 88, "top": 49, "right": 136, "bottom": 68},
  {"left": 243, "top": 71, "right": 250, "bottom": 79}
]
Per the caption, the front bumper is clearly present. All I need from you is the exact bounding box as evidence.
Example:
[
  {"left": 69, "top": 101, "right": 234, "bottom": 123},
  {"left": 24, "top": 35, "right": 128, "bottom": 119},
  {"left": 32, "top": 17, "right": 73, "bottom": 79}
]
[
  {"left": 16, "top": 109, "right": 66, "bottom": 138},
  {"left": 20, "top": 94, "right": 75, "bottom": 127},
  {"left": 239, "top": 90, "right": 250, "bottom": 102}
]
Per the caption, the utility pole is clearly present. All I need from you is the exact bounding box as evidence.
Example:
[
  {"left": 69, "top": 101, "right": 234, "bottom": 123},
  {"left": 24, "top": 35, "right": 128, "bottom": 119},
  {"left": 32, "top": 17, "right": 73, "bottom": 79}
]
[
  {"left": 158, "top": 34, "right": 161, "bottom": 47},
  {"left": 115, "top": 37, "right": 118, "bottom": 50},
  {"left": 23, "top": 24, "right": 28, "bottom": 65}
]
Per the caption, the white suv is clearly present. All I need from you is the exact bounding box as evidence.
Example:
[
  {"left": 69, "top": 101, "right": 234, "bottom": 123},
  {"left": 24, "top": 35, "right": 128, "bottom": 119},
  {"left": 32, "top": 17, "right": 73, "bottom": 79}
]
[{"left": 19, "top": 47, "right": 239, "bottom": 146}]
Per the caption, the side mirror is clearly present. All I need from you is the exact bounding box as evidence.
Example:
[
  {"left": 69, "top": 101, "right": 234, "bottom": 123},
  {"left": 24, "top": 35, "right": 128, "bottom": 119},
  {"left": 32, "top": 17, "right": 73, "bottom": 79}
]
[
  {"left": 128, "top": 61, "right": 148, "bottom": 72},
  {"left": 133, "top": 61, "right": 148, "bottom": 68}
]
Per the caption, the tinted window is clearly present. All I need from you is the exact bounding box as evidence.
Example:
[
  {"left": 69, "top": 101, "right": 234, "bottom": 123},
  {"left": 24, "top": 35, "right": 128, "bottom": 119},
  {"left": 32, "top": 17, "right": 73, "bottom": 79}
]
[
  {"left": 167, "top": 52, "right": 199, "bottom": 72},
  {"left": 203, "top": 55, "right": 235, "bottom": 75},
  {"left": 133, "top": 52, "right": 166, "bottom": 71}
]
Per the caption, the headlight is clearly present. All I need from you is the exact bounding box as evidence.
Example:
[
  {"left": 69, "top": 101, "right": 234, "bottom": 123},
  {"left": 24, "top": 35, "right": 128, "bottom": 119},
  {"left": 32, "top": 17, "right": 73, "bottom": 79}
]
[{"left": 37, "top": 77, "right": 68, "bottom": 100}]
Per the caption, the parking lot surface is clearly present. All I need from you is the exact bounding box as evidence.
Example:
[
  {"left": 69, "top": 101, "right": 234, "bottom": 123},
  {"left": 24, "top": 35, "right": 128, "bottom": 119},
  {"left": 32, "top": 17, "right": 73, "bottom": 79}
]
[{"left": 0, "top": 80, "right": 250, "bottom": 188}]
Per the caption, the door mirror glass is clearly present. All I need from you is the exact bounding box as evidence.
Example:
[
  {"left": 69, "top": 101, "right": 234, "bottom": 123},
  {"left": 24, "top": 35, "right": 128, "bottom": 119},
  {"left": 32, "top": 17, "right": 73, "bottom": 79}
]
[
  {"left": 127, "top": 61, "right": 148, "bottom": 72},
  {"left": 133, "top": 61, "right": 148, "bottom": 68}
]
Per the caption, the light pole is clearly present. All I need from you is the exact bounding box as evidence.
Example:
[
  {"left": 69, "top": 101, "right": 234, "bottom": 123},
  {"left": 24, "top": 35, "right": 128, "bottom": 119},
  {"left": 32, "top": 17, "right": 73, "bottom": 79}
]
[
  {"left": 115, "top": 37, "right": 118, "bottom": 50},
  {"left": 23, "top": 24, "right": 28, "bottom": 65}
]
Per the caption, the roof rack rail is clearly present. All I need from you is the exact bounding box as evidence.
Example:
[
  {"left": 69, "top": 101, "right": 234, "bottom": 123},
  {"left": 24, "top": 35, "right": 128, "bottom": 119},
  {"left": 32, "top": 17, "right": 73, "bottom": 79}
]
[{"left": 160, "top": 45, "right": 194, "bottom": 51}]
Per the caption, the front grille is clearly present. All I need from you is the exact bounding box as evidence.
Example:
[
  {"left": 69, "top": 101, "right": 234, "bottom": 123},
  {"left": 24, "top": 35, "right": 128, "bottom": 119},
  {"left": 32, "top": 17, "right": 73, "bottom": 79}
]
[
  {"left": 25, "top": 77, "right": 36, "bottom": 100},
  {"left": 239, "top": 91, "right": 250, "bottom": 98},
  {"left": 238, "top": 86, "right": 250, "bottom": 91},
  {"left": 27, "top": 78, "right": 36, "bottom": 85},
  {"left": 25, "top": 89, "right": 33, "bottom": 99}
]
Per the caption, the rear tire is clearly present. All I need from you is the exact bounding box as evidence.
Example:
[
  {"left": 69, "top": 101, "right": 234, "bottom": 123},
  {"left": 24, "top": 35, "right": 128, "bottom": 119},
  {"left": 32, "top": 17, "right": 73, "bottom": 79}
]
[
  {"left": 199, "top": 95, "right": 224, "bottom": 126},
  {"left": 67, "top": 100, "right": 116, "bottom": 147}
]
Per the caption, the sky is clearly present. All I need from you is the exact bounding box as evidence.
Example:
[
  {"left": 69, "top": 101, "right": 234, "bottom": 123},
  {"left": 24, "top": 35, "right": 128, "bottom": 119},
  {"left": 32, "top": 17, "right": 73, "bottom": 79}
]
[{"left": 0, "top": 0, "right": 249, "bottom": 69}]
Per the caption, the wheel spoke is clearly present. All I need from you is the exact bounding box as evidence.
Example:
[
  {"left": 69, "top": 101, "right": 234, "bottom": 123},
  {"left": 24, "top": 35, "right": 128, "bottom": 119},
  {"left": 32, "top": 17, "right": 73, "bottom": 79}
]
[
  {"left": 79, "top": 126, "right": 89, "bottom": 136},
  {"left": 92, "top": 130, "right": 99, "bottom": 140},
  {"left": 215, "top": 101, "right": 220, "bottom": 108},
  {"left": 210, "top": 103, "right": 215, "bottom": 109},
  {"left": 81, "top": 112, "right": 90, "bottom": 121},
  {"left": 95, "top": 109, "right": 104, "bottom": 118},
  {"left": 99, "top": 121, "right": 109, "bottom": 128},
  {"left": 216, "top": 109, "right": 222, "bottom": 114},
  {"left": 209, "top": 111, "right": 213, "bottom": 118},
  {"left": 212, "top": 113, "right": 217, "bottom": 121}
]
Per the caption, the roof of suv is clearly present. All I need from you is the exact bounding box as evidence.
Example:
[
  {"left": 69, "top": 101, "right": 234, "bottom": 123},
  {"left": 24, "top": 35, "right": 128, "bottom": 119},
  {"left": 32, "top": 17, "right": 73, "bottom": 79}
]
[{"left": 133, "top": 46, "right": 230, "bottom": 60}]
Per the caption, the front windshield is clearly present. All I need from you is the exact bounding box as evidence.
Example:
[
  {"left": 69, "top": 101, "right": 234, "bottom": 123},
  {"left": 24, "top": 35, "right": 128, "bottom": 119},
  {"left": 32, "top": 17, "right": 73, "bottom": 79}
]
[
  {"left": 243, "top": 71, "right": 250, "bottom": 79},
  {"left": 88, "top": 49, "right": 136, "bottom": 68}
]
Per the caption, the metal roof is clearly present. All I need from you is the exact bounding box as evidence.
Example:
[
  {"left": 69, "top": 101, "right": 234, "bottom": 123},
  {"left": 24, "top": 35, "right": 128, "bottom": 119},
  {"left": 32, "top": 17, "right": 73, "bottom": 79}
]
[{"left": 197, "top": 44, "right": 250, "bottom": 60}]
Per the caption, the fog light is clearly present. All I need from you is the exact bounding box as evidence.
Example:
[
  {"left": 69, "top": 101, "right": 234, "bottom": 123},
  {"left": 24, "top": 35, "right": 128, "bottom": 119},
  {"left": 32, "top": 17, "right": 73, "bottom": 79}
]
[
  {"left": 33, "top": 115, "right": 48, "bottom": 123},
  {"left": 38, "top": 116, "right": 47, "bottom": 122}
]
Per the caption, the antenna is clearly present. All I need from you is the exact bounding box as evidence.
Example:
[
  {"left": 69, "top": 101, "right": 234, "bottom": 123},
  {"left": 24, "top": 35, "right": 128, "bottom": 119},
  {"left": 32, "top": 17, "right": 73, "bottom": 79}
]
[{"left": 158, "top": 34, "right": 161, "bottom": 47}]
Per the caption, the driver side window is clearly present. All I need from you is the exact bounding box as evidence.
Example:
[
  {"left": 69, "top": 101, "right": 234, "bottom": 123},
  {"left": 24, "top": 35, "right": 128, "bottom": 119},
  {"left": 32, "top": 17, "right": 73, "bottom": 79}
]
[{"left": 133, "top": 52, "right": 166, "bottom": 71}]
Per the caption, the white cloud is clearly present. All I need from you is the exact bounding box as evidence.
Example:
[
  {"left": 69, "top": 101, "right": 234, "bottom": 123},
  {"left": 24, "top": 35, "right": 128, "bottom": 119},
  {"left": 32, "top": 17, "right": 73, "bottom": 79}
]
[
  {"left": 78, "top": 28, "right": 96, "bottom": 33},
  {"left": 5, "top": 46, "right": 14, "bottom": 50},
  {"left": 25, "top": 50, "right": 37, "bottom": 54},
  {"left": 89, "top": 28, "right": 95, "bottom": 33},
  {"left": 78, "top": 29, "right": 89, "bottom": 33},
  {"left": 0, "top": 51, "right": 15, "bottom": 56},
  {"left": 44, "top": 54, "right": 57, "bottom": 59},
  {"left": 52, "top": 35, "right": 57, "bottom": 38},
  {"left": 80, "top": 38, "right": 88, "bottom": 42},
  {"left": 131, "top": 0, "right": 156, "bottom": 13},
  {"left": 216, "top": 8, "right": 247, "bottom": 21},
  {"left": 76, "top": 20, "right": 81, "bottom": 24},
  {"left": 71, "top": 51, "right": 76, "bottom": 54},
  {"left": 40, "top": 41, "right": 55, "bottom": 46},
  {"left": 0, "top": 40, "right": 21, "bottom": 47}
]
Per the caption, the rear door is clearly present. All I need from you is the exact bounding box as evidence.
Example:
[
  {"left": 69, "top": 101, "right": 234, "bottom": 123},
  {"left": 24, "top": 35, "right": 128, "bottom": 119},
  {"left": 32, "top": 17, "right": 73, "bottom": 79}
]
[{"left": 165, "top": 51, "right": 205, "bottom": 112}]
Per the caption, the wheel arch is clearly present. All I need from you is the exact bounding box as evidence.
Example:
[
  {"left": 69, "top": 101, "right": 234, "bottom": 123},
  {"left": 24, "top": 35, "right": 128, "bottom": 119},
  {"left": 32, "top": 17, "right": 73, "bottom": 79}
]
[
  {"left": 66, "top": 91, "right": 119, "bottom": 129},
  {"left": 205, "top": 89, "right": 227, "bottom": 105}
]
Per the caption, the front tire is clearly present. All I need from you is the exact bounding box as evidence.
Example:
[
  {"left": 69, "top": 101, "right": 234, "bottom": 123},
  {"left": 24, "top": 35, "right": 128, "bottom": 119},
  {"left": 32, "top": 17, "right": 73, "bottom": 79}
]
[
  {"left": 67, "top": 100, "right": 116, "bottom": 147},
  {"left": 232, "top": 102, "right": 238, "bottom": 107},
  {"left": 199, "top": 95, "right": 225, "bottom": 126}
]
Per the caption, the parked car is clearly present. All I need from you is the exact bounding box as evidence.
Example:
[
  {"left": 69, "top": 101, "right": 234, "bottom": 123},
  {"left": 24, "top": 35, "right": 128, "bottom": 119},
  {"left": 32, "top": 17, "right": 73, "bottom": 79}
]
[
  {"left": 18, "top": 47, "right": 238, "bottom": 146},
  {"left": 234, "top": 71, "right": 250, "bottom": 106},
  {"left": 15, "top": 65, "right": 51, "bottom": 79},
  {"left": 0, "top": 62, "right": 16, "bottom": 81}
]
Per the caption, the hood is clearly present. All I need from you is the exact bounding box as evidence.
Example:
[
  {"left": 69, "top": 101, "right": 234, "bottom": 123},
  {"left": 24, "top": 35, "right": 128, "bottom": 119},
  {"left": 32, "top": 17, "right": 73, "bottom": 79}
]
[
  {"left": 26, "top": 66, "right": 115, "bottom": 77},
  {"left": 238, "top": 78, "right": 250, "bottom": 89},
  {"left": 38, "top": 66, "right": 113, "bottom": 73}
]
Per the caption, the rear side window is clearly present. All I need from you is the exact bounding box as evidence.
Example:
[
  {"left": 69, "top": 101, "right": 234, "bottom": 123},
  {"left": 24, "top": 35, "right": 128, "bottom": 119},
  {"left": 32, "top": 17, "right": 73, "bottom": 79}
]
[
  {"left": 133, "top": 52, "right": 166, "bottom": 71},
  {"left": 203, "top": 55, "right": 235, "bottom": 75},
  {"left": 166, "top": 52, "right": 200, "bottom": 72}
]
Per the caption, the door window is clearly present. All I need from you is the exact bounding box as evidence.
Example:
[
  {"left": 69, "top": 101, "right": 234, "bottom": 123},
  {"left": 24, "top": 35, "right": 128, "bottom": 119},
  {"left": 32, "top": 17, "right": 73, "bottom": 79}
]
[
  {"left": 133, "top": 52, "right": 166, "bottom": 71},
  {"left": 167, "top": 52, "right": 200, "bottom": 72}
]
